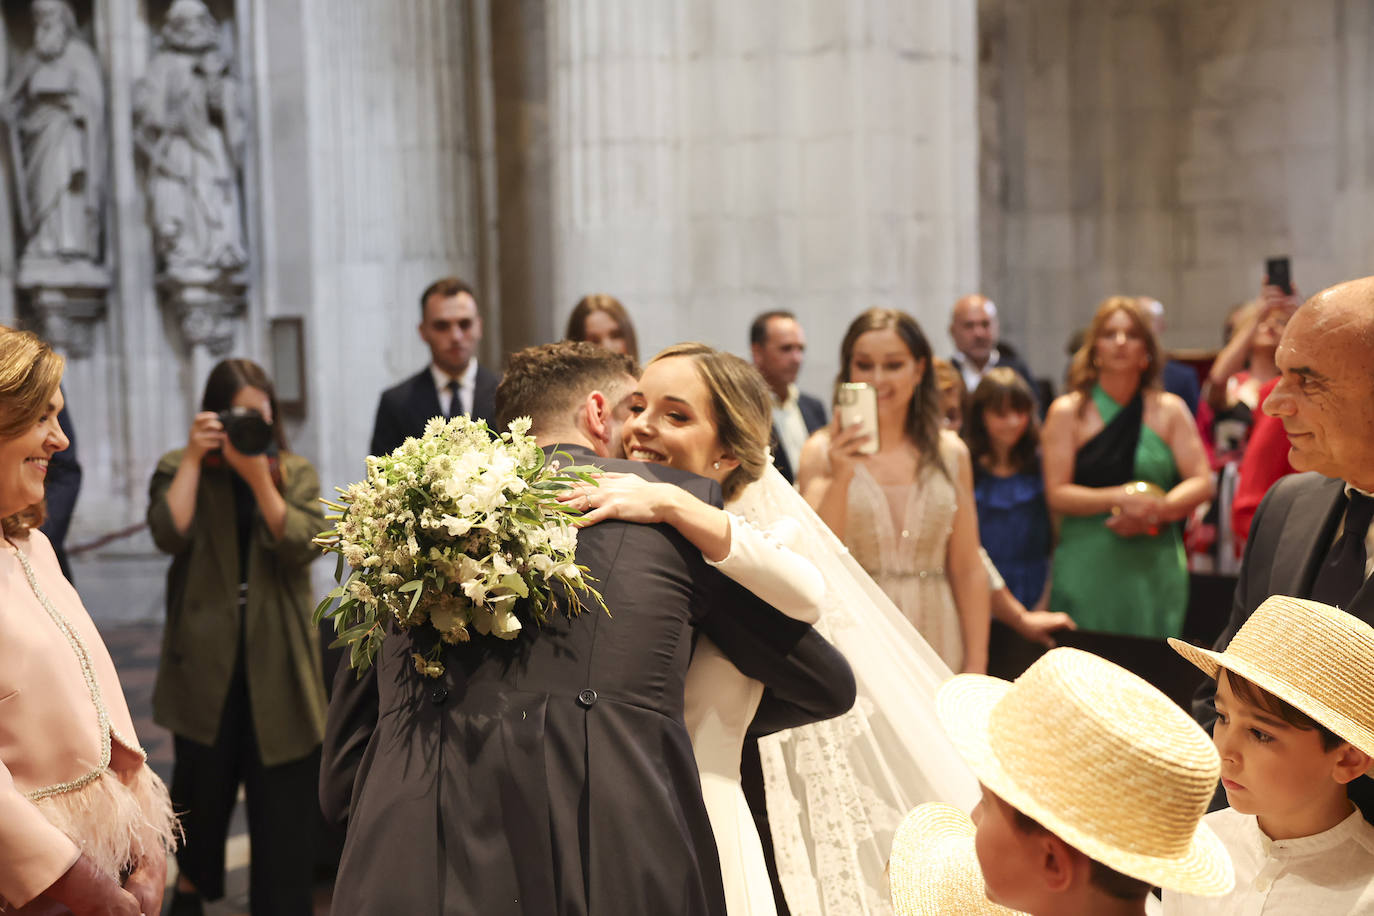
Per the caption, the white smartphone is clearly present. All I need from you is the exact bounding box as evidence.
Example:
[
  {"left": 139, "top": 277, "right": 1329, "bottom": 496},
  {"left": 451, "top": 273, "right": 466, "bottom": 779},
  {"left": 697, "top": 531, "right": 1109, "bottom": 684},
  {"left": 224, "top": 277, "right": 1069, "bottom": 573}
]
[{"left": 836, "top": 383, "right": 879, "bottom": 455}]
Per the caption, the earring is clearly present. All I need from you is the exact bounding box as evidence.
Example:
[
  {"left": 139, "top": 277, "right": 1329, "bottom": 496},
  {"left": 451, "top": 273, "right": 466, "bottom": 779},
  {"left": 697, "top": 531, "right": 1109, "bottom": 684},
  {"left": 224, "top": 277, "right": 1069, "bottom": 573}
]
[{"left": 713, "top": 461, "right": 721, "bottom": 470}]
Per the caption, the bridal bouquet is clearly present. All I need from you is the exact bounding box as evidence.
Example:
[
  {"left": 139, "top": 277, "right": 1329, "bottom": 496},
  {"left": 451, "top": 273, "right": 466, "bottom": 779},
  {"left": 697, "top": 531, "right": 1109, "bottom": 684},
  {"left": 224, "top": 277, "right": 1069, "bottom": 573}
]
[{"left": 313, "top": 415, "right": 606, "bottom": 678}]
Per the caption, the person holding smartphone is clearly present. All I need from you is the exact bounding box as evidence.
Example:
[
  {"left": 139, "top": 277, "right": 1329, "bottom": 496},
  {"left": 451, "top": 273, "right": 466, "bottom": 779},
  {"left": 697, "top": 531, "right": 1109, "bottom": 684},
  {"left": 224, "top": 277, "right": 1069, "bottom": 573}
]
[{"left": 796, "top": 308, "right": 990, "bottom": 675}]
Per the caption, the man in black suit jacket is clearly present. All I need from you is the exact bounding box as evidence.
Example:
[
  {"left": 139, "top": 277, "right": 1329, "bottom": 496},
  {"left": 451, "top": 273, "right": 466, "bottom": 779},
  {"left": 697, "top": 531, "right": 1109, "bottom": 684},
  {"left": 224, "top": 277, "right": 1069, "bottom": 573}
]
[
  {"left": 750, "top": 311, "right": 827, "bottom": 484},
  {"left": 369, "top": 275, "right": 499, "bottom": 456},
  {"left": 1195, "top": 277, "right": 1374, "bottom": 818},
  {"left": 323, "top": 342, "right": 855, "bottom": 914},
  {"left": 948, "top": 294, "right": 1041, "bottom": 414}
]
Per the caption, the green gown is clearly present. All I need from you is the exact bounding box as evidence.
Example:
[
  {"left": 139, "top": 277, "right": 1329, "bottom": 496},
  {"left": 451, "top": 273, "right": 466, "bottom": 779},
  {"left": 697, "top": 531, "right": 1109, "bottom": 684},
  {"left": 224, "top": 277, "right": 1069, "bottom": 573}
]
[{"left": 1049, "top": 385, "right": 1187, "bottom": 638}]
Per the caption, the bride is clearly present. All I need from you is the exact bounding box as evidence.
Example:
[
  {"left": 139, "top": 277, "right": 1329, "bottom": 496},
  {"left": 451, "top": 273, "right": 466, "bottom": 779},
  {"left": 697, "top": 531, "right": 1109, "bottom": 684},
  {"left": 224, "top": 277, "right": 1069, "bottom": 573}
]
[{"left": 563, "top": 343, "right": 977, "bottom": 914}]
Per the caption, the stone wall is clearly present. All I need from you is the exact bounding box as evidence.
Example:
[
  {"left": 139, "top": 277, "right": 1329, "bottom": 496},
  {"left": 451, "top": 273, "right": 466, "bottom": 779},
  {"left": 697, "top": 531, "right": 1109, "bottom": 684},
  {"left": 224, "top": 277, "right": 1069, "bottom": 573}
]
[{"left": 979, "top": 0, "right": 1374, "bottom": 389}]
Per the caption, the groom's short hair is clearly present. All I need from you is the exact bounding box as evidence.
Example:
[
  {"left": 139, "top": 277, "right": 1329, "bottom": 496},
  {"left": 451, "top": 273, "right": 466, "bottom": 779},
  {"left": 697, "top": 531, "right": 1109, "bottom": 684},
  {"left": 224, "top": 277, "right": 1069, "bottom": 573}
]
[{"left": 496, "top": 341, "right": 639, "bottom": 431}]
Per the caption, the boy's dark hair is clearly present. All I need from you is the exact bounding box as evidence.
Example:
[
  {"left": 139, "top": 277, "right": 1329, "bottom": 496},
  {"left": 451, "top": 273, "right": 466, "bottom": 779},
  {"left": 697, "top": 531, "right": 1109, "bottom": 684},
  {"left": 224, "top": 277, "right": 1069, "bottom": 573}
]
[
  {"left": 1008, "top": 806, "right": 1153, "bottom": 901},
  {"left": 495, "top": 341, "right": 639, "bottom": 431},
  {"left": 1219, "top": 669, "right": 1345, "bottom": 751}
]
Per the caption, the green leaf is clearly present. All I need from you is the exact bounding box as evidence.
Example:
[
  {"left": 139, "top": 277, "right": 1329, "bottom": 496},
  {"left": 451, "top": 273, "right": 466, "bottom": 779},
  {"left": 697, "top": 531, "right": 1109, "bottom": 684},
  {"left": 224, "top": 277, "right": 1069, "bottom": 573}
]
[
  {"left": 499, "top": 573, "right": 529, "bottom": 598},
  {"left": 398, "top": 579, "right": 423, "bottom": 593}
]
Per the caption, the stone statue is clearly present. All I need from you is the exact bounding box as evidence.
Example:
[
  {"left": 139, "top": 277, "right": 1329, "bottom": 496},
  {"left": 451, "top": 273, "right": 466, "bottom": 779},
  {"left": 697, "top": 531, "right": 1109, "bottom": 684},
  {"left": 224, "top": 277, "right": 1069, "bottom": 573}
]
[
  {"left": 2, "top": 0, "right": 106, "bottom": 266},
  {"left": 134, "top": 0, "right": 247, "bottom": 280}
]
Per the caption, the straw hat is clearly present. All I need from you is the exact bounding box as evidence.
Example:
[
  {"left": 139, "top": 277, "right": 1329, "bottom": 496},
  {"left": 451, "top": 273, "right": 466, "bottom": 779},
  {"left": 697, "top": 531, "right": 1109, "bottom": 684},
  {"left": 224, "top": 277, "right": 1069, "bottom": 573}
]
[
  {"left": 888, "top": 802, "right": 1024, "bottom": 916},
  {"left": 937, "top": 647, "right": 1234, "bottom": 896},
  {"left": 1168, "top": 594, "right": 1374, "bottom": 756}
]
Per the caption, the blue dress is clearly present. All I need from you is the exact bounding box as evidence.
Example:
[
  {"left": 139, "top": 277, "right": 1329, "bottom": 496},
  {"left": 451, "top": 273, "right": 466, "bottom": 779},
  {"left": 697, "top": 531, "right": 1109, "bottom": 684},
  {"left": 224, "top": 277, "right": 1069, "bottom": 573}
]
[{"left": 974, "top": 466, "right": 1052, "bottom": 609}]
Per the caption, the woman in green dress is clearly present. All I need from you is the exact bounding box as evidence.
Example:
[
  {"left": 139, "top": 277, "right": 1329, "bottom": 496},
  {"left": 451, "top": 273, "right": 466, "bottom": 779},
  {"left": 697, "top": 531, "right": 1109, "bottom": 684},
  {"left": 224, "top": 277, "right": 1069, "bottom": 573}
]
[{"left": 1042, "top": 296, "right": 1212, "bottom": 637}]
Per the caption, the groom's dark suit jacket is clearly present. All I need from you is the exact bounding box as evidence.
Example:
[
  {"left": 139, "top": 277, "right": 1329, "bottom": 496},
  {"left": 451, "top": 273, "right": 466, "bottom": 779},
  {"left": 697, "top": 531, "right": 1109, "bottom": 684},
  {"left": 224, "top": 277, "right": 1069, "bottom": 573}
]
[
  {"left": 321, "top": 446, "right": 856, "bottom": 915},
  {"left": 1194, "top": 472, "right": 1374, "bottom": 819},
  {"left": 369, "top": 364, "right": 499, "bottom": 457}
]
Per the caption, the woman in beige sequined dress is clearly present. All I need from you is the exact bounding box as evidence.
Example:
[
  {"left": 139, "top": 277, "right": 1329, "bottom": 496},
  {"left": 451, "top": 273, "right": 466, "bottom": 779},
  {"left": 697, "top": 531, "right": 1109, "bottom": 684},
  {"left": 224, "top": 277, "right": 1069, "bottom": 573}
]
[{"left": 797, "top": 308, "right": 989, "bottom": 674}]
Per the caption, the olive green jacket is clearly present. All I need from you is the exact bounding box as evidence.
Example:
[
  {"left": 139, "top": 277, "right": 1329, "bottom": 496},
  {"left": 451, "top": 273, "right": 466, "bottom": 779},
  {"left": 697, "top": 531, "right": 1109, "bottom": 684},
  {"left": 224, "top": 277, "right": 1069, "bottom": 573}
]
[{"left": 147, "top": 449, "right": 328, "bottom": 766}]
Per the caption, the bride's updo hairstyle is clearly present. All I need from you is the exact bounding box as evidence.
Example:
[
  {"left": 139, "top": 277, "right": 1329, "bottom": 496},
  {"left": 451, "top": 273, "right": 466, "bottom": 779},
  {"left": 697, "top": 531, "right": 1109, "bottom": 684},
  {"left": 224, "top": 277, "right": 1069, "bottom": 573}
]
[
  {"left": 0, "top": 326, "right": 64, "bottom": 535},
  {"left": 649, "top": 343, "right": 771, "bottom": 502}
]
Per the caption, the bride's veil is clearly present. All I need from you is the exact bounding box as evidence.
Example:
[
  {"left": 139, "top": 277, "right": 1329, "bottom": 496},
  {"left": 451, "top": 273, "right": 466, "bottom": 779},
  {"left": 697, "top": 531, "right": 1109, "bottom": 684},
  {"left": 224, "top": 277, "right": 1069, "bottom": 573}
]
[{"left": 731, "top": 462, "right": 980, "bottom": 915}]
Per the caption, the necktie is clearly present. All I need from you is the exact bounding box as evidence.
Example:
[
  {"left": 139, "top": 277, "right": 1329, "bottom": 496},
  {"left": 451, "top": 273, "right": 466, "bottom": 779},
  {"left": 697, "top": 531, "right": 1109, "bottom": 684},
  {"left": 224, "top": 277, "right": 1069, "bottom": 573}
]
[
  {"left": 1310, "top": 491, "right": 1374, "bottom": 609},
  {"left": 444, "top": 379, "right": 462, "bottom": 419}
]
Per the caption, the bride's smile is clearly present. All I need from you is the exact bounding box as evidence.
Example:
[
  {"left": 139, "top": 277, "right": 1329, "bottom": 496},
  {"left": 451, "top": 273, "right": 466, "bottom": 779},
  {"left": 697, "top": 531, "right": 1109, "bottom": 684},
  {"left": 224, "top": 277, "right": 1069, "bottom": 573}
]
[{"left": 624, "top": 355, "right": 737, "bottom": 485}]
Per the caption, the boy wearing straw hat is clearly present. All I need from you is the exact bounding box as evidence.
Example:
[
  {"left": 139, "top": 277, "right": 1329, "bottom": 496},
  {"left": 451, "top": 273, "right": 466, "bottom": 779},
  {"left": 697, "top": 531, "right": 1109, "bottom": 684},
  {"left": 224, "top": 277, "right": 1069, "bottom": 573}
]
[
  {"left": 893, "top": 646, "right": 1233, "bottom": 916},
  {"left": 1164, "top": 594, "right": 1374, "bottom": 914}
]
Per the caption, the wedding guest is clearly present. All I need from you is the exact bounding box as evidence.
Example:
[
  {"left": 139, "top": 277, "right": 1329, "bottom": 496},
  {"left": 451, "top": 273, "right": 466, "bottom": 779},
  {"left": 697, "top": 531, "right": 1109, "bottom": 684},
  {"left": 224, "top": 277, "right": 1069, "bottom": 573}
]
[
  {"left": 1194, "top": 276, "right": 1374, "bottom": 824},
  {"left": 1141, "top": 297, "right": 1202, "bottom": 417},
  {"left": 0, "top": 327, "right": 175, "bottom": 916},
  {"left": 370, "top": 275, "right": 498, "bottom": 456},
  {"left": 38, "top": 399, "right": 80, "bottom": 581},
  {"left": 750, "top": 310, "right": 826, "bottom": 484},
  {"left": 947, "top": 294, "right": 1039, "bottom": 413},
  {"left": 797, "top": 307, "right": 990, "bottom": 674},
  {"left": 1228, "top": 376, "right": 1293, "bottom": 548},
  {"left": 1166, "top": 596, "right": 1374, "bottom": 913},
  {"left": 1041, "top": 296, "right": 1212, "bottom": 638},
  {"left": 932, "top": 357, "right": 965, "bottom": 431},
  {"left": 148, "top": 359, "right": 327, "bottom": 916},
  {"left": 964, "top": 369, "right": 1073, "bottom": 675},
  {"left": 565, "top": 293, "right": 640, "bottom": 361},
  {"left": 926, "top": 647, "right": 1233, "bottom": 915}
]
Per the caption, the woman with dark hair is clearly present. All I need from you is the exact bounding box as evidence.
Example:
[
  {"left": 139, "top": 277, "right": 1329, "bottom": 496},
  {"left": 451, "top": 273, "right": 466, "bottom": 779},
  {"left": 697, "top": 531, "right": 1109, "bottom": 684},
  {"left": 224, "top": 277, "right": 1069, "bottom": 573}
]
[
  {"left": 564, "top": 293, "right": 639, "bottom": 361},
  {"left": 1041, "top": 296, "right": 1212, "bottom": 638},
  {"left": 796, "top": 308, "right": 989, "bottom": 674},
  {"left": 0, "top": 327, "right": 176, "bottom": 916},
  {"left": 148, "top": 358, "right": 327, "bottom": 916}
]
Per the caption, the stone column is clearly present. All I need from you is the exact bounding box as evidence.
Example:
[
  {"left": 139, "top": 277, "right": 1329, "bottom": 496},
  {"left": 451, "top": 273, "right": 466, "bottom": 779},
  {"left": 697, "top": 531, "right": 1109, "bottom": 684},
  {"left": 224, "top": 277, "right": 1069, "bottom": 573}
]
[{"left": 547, "top": 0, "right": 979, "bottom": 393}]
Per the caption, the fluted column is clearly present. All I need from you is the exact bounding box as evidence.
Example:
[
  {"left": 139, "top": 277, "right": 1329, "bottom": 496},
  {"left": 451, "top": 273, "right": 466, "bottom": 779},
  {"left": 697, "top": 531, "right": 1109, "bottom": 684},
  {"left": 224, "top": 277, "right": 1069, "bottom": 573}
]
[{"left": 548, "top": 0, "right": 979, "bottom": 390}]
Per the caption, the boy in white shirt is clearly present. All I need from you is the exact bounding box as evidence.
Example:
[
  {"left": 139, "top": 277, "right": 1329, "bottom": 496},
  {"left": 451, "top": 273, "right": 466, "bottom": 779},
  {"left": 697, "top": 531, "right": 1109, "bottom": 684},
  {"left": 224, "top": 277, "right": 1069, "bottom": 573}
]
[
  {"left": 1165, "top": 594, "right": 1374, "bottom": 914},
  {"left": 890, "top": 646, "right": 1233, "bottom": 916}
]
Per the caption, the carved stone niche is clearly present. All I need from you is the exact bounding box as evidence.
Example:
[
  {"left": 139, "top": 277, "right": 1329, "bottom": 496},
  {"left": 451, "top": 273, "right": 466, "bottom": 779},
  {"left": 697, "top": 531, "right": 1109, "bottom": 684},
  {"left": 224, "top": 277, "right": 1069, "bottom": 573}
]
[
  {"left": 135, "top": 0, "right": 249, "bottom": 355},
  {"left": 2, "top": 0, "right": 110, "bottom": 355}
]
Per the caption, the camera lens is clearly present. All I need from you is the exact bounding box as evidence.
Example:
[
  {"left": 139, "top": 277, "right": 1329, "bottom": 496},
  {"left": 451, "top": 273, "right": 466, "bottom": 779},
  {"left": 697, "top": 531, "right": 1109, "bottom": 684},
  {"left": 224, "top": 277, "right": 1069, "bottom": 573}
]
[{"left": 218, "top": 407, "right": 273, "bottom": 455}]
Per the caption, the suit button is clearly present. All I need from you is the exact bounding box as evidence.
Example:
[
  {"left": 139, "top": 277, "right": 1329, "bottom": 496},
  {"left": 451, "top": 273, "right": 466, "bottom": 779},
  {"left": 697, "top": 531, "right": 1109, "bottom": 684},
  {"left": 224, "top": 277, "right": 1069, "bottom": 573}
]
[
  {"left": 429, "top": 684, "right": 448, "bottom": 705},
  {"left": 577, "top": 688, "right": 597, "bottom": 708}
]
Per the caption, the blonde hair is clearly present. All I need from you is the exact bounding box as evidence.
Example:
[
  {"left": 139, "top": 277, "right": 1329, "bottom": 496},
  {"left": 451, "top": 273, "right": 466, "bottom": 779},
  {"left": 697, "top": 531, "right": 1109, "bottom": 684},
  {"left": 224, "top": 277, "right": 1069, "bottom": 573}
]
[
  {"left": 1067, "top": 296, "right": 1163, "bottom": 406},
  {"left": 649, "top": 343, "right": 771, "bottom": 502},
  {"left": 0, "top": 327, "right": 64, "bottom": 536}
]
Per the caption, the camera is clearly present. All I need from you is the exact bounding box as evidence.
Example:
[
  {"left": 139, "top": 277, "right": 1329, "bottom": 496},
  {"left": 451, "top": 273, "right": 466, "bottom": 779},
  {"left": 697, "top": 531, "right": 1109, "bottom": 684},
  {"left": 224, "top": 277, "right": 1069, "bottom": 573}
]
[{"left": 218, "top": 407, "right": 274, "bottom": 455}]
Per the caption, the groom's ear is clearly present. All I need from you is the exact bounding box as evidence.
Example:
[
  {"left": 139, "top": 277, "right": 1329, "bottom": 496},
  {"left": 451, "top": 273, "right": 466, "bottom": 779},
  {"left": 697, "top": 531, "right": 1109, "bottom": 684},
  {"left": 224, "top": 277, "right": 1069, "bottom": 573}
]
[{"left": 580, "top": 390, "right": 614, "bottom": 457}]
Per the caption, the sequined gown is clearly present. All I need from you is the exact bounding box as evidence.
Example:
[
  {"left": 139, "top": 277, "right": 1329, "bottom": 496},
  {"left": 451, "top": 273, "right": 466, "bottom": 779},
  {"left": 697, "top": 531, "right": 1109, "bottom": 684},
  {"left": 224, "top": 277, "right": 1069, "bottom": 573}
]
[{"left": 843, "top": 437, "right": 962, "bottom": 670}]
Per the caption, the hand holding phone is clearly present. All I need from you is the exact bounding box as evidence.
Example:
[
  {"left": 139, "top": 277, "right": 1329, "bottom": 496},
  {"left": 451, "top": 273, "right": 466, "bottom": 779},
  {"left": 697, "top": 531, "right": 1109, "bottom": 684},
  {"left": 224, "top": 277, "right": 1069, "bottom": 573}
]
[
  {"left": 1264, "top": 256, "right": 1292, "bottom": 296},
  {"left": 835, "top": 383, "right": 879, "bottom": 456}
]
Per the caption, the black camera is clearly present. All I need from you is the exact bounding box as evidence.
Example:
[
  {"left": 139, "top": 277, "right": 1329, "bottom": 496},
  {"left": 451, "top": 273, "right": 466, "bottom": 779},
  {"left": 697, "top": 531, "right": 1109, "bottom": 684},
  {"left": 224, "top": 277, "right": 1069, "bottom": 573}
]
[{"left": 218, "top": 407, "right": 274, "bottom": 456}]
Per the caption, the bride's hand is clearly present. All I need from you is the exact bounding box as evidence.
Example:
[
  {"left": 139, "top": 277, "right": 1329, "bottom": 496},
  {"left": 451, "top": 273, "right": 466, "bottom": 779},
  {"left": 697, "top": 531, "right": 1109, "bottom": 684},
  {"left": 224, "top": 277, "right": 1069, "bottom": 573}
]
[{"left": 558, "top": 472, "right": 683, "bottom": 527}]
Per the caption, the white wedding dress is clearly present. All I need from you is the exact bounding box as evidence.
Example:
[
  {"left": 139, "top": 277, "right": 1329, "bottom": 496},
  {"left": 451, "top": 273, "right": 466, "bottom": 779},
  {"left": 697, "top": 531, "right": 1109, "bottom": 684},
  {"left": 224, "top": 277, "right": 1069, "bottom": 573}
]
[
  {"left": 685, "top": 509, "right": 826, "bottom": 916},
  {"left": 690, "top": 464, "right": 978, "bottom": 915}
]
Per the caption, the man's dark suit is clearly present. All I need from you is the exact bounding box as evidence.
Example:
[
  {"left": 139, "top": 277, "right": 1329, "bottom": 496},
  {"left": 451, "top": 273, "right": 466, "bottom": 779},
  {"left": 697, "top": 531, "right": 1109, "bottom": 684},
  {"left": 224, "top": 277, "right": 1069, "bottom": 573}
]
[
  {"left": 1194, "top": 471, "right": 1374, "bottom": 817},
  {"left": 369, "top": 364, "right": 499, "bottom": 456},
  {"left": 40, "top": 402, "right": 81, "bottom": 582},
  {"left": 771, "top": 392, "right": 828, "bottom": 484},
  {"left": 321, "top": 447, "right": 855, "bottom": 915},
  {"left": 950, "top": 343, "right": 1041, "bottom": 414}
]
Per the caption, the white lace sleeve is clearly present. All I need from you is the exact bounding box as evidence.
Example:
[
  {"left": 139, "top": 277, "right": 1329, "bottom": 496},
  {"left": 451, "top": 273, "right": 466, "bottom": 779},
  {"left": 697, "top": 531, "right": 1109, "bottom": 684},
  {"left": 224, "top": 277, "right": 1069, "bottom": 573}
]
[{"left": 705, "top": 513, "right": 824, "bottom": 623}]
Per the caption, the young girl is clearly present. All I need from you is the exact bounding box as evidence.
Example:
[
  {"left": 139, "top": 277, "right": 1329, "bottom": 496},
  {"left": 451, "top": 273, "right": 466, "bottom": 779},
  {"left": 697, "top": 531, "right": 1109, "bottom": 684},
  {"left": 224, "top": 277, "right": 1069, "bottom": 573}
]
[
  {"left": 964, "top": 368, "right": 1051, "bottom": 612},
  {"left": 1165, "top": 595, "right": 1374, "bottom": 914}
]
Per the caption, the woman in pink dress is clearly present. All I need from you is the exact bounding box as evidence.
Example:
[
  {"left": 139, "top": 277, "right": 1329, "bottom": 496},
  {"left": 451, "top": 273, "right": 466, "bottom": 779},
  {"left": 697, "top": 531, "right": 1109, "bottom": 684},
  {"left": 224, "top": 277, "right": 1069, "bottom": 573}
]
[{"left": 0, "top": 327, "right": 177, "bottom": 915}]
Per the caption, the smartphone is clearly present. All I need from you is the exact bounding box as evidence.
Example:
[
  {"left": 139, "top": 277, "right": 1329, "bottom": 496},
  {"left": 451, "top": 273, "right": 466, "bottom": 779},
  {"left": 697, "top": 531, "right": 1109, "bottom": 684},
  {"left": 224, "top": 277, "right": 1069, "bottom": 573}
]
[
  {"left": 836, "top": 383, "right": 879, "bottom": 455},
  {"left": 1265, "top": 256, "right": 1292, "bottom": 295}
]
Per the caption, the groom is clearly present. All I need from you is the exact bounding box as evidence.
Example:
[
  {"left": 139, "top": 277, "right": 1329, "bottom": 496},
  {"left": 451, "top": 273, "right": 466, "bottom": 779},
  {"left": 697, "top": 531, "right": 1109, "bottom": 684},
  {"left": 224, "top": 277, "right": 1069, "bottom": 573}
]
[{"left": 321, "top": 341, "right": 856, "bottom": 915}]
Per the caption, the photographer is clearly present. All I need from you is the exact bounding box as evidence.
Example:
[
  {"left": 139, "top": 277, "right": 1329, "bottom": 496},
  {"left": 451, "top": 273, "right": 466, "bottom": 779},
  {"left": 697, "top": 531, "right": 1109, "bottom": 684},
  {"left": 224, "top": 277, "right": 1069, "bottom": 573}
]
[{"left": 147, "top": 358, "right": 326, "bottom": 916}]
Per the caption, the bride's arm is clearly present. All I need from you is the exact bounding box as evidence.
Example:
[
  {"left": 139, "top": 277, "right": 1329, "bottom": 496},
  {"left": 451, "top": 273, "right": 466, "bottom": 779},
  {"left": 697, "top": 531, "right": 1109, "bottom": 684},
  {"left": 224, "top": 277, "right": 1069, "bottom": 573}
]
[{"left": 561, "top": 474, "right": 824, "bottom": 621}]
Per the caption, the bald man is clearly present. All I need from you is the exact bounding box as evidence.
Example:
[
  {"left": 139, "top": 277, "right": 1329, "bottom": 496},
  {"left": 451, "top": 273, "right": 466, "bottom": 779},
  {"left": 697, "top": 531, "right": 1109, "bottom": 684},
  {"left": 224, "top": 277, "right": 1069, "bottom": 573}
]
[
  {"left": 947, "top": 294, "right": 1039, "bottom": 410},
  {"left": 1194, "top": 276, "right": 1374, "bottom": 821}
]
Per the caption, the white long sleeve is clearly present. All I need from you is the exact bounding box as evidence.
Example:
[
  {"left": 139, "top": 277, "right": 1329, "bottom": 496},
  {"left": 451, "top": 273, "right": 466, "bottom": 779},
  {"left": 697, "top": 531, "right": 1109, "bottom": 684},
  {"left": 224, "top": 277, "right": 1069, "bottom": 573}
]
[{"left": 705, "top": 513, "right": 825, "bottom": 623}]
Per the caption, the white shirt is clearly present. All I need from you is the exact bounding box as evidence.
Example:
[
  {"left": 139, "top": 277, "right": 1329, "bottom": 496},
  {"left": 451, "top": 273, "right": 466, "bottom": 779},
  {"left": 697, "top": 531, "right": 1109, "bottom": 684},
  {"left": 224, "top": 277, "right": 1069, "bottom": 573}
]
[
  {"left": 952, "top": 348, "right": 1001, "bottom": 394},
  {"left": 1162, "top": 806, "right": 1374, "bottom": 915},
  {"left": 430, "top": 361, "right": 479, "bottom": 418},
  {"left": 771, "top": 384, "right": 810, "bottom": 469}
]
